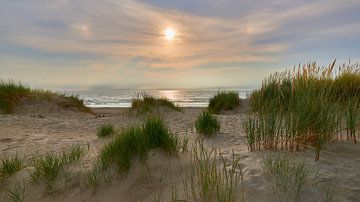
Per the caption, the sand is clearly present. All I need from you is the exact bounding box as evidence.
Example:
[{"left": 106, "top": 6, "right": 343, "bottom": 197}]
[{"left": 0, "top": 105, "right": 359, "bottom": 201}]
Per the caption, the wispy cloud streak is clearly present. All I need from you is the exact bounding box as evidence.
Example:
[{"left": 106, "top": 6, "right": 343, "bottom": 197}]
[{"left": 0, "top": 0, "right": 359, "bottom": 88}]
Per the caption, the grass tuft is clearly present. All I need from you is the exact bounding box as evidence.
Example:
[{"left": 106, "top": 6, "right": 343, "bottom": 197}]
[
  {"left": 208, "top": 91, "right": 240, "bottom": 114},
  {"left": 195, "top": 111, "right": 220, "bottom": 136},
  {"left": 31, "top": 145, "right": 84, "bottom": 186},
  {"left": 0, "top": 80, "right": 31, "bottom": 113},
  {"left": 85, "top": 165, "right": 102, "bottom": 190},
  {"left": 130, "top": 93, "right": 180, "bottom": 114},
  {"left": 97, "top": 123, "right": 115, "bottom": 138},
  {"left": 264, "top": 153, "right": 313, "bottom": 200},
  {"left": 31, "top": 153, "right": 63, "bottom": 185},
  {"left": 99, "top": 117, "right": 178, "bottom": 174},
  {"left": 0, "top": 155, "right": 23, "bottom": 181},
  {"left": 185, "top": 141, "right": 244, "bottom": 202}
]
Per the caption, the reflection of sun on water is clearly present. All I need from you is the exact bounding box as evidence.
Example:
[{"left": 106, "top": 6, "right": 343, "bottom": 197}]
[{"left": 159, "top": 90, "right": 180, "bottom": 102}]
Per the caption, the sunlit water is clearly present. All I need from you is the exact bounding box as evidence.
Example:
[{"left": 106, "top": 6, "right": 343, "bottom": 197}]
[{"left": 60, "top": 88, "right": 253, "bottom": 108}]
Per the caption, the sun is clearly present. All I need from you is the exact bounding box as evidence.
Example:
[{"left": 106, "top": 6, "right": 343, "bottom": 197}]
[{"left": 164, "top": 28, "right": 176, "bottom": 41}]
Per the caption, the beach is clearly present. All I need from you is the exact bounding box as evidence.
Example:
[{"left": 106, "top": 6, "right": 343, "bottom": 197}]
[
  {"left": 2, "top": 0, "right": 360, "bottom": 201},
  {"left": 1, "top": 104, "right": 359, "bottom": 201}
]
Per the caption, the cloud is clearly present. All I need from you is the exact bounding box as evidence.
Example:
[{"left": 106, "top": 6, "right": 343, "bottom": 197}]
[{"left": 0, "top": 0, "right": 359, "bottom": 89}]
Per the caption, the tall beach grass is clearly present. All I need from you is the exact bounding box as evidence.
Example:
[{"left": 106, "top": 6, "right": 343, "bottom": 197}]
[{"left": 245, "top": 60, "right": 360, "bottom": 160}]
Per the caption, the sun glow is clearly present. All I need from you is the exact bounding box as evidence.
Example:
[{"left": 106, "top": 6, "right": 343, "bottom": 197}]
[{"left": 164, "top": 28, "right": 176, "bottom": 41}]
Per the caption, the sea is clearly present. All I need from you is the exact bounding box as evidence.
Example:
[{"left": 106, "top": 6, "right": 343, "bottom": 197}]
[{"left": 60, "top": 88, "right": 254, "bottom": 108}]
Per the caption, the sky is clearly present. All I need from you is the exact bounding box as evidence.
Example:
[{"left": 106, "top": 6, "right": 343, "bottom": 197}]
[{"left": 0, "top": 0, "right": 360, "bottom": 90}]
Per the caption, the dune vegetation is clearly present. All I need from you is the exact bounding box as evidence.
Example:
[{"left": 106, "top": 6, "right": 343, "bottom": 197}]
[
  {"left": 208, "top": 91, "right": 240, "bottom": 114},
  {"left": 99, "top": 117, "right": 179, "bottom": 174},
  {"left": 130, "top": 93, "right": 180, "bottom": 114},
  {"left": 0, "top": 155, "right": 23, "bottom": 182},
  {"left": 245, "top": 60, "right": 360, "bottom": 160},
  {"left": 31, "top": 145, "right": 84, "bottom": 187},
  {"left": 183, "top": 141, "right": 243, "bottom": 202},
  {"left": 97, "top": 123, "right": 115, "bottom": 138},
  {"left": 264, "top": 153, "right": 317, "bottom": 201},
  {"left": 195, "top": 111, "right": 220, "bottom": 136},
  {"left": 0, "top": 80, "right": 92, "bottom": 114}
]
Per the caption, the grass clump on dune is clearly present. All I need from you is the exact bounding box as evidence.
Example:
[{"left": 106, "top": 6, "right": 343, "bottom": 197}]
[
  {"left": 264, "top": 154, "right": 314, "bottom": 200},
  {"left": 184, "top": 141, "right": 243, "bottom": 202},
  {"left": 131, "top": 93, "right": 180, "bottom": 114},
  {"left": 99, "top": 117, "right": 178, "bottom": 174},
  {"left": 0, "top": 80, "right": 31, "bottom": 113},
  {"left": 31, "top": 145, "right": 84, "bottom": 186},
  {"left": 97, "top": 123, "right": 115, "bottom": 138},
  {"left": 0, "top": 79, "right": 92, "bottom": 114},
  {"left": 208, "top": 91, "right": 240, "bottom": 114},
  {"left": 246, "top": 60, "right": 360, "bottom": 160},
  {"left": 195, "top": 111, "right": 220, "bottom": 136},
  {"left": 0, "top": 155, "right": 23, "bottom": 181}
]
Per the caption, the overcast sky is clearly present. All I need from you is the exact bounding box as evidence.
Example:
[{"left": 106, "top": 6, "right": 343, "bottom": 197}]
[{"left": 1, "top": 0, "right": 359, "bottom": 89}]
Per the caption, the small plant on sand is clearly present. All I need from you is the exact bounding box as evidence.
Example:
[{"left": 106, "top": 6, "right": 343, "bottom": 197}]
[
  {"left": 97, "top": 123, "right": 115, "bottom": 137},
  {"left": 195, "top": 111, "right": 220, "bottom": 136},
  {"left": 85, "top": 165, "right": 101, "bottom": 190},
  {"left": 61, "top": 144, "right": 85, "bottom": 164},
  {"left": 185, "top": 141, "right": 244, "bottom": 202},
  {"left": 264, "top": 153, "right": 313, "bottom": 200},
  {"left": 31, "top": 153, "right": 63, "bottom": 185},
  {"left": 131, "top": 93, "right": 180, "bottom": 114},
  {"left": 6, "top": 179, "right": 26, "bottom": 202},
  {"left": 31, "top": 145, "right": 84, "bottom": 186},
  {"left": 0, "top": 155, "right": 23, "bottom": 181},
  {"left": 208, "top": 91, "right": 240, "bottom": 114},
  {"left": 99, "top": 117, "right": 178, "bottom": 174}
]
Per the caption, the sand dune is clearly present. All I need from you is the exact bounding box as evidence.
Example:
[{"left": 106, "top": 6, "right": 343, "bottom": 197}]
[{"left": 0, "top": 106, "right": 359, "bottom": 201}]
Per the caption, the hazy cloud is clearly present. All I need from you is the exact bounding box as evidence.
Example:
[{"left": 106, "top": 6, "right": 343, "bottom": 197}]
[{"left": 0, "top": 0, "right": 359, "bottom": 89}]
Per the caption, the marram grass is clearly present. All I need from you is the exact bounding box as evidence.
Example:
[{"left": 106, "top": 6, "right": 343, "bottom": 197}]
[
  {"left": 195, "top": 111, "right": 220, "bottom": 136},
  {"left": 208, "top": 91, "right": 240, "bottom": 114},
  {"left": 0, "top": 79, "right": 92, "bottom": 114},
  {"left": 131, "top": 93, "right": 180, "bottom": 114},
  {"left": 97, "top": 123, "right": 115, "bottom": 137},
  {"left": 0, "top": 155, "right": 23, "bottom": 181},
  {"left": 264, "top": 153, "right": 314, "bottom": 200},
  {"left": 31, "top": 145, "right": 84, "bottom": 187},
  {"left": 184, "top": 141, "right": 244, "bottom": 202},
  {"left": 99, "top": 117, "right": 178, "bottom": 174},
  {"left": 246, "top": 60, "right": 360, "bottom": 160}
]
